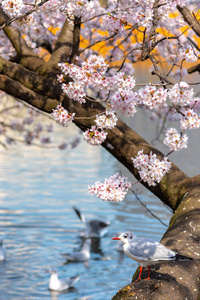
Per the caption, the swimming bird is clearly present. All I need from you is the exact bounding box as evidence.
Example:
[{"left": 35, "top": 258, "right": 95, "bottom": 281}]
[
  {"left": 62, "top": 239, "right": 91, "bottom": 262},
  {"left": 0, "top": 241, "right": 6, "bottom": 261},
  {"left": 112, "top": 231, "right": 192, "bottom": 281},
  {"left": 73, "top": 206, "right": 110, "bottom": 238},
  {"left": 48, "top": 270, "right": 79, "bottom": 291}
]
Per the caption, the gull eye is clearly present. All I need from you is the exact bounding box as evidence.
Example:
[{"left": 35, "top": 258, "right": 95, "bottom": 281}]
[{"left": 124, "top": 235, "right": 127, "bottom": 238}]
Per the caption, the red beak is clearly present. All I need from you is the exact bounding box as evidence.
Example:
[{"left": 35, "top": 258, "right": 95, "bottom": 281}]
[{"left": 112, "top": 237, "right": 121, "bottom": 240}]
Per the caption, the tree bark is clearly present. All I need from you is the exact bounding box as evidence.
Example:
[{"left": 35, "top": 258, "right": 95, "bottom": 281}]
[{"left": 112, "top": 184, "right": 200, "bottom": 300}]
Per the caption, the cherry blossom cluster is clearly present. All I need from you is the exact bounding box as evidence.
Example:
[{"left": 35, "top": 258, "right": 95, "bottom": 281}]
[
  {"left": 179, "top": 46, "right": 199, "bottom": 63},
  {"left": 83, "top": 125, "right": 107, "bottom": 146},
  {"left": 88, "top": 172, "right": 131, "bottom": 202},
  {"left": 58, "top": 56, "right": 137, "bottom": 113},
  {"left": 163, "top": 128, "right": 188, "bottom": 151},
  {"left": 1, "top": 0, "right": 25, "bottom": 17},
  {"left": 110, "top": 88, "right": 137, "bottom": 116},
  {"left": 137, "top": 86, "right": 168, "bottom": 110},
  {"left": 51, "top": 104, "right": 75, "bottom": 127},
  {"left": 14, "top": 13, "right": 36, "bottom": 29},
  {"left": 103, "top": 14, "right": 127, "bottom": 36},
  {"left": 180, "top": 109, "right": 200, "bottom": 130},
  {"left": 168, "top": 82, "right": 194, "bottom": 107},
  {"left": 83, "top": 110, "right": 118, "bottom": 146},
  {"left": 132, "top": 150, "right": 171, "bottom": 186},
  {"left": 58, "top": 55, "right": 109, "bottom": 104},
  {"left": 102, "top": 0, "right": 188, "bottom": 37},
  {"left": 65, "top": 0, "right": 98, "bottom": 19},
  {"left": 103, "top": 2, "right": 154, "bottom": 35},
  {"left": 94, "top": 111, "right": 118, "bottom": 129}
]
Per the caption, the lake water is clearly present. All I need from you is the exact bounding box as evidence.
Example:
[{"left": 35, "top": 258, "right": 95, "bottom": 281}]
[{"left": 0, "top": 119, "right": 175, "bottom": 300}]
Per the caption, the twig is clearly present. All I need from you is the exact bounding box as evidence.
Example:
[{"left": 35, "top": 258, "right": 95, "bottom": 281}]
[{"left": 131, "top": 189, "right": 169, "bottom": 227}]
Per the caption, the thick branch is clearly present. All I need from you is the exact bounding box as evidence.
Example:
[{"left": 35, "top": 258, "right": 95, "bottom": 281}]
[
  {"left": 47, "top": 18, "right": 73, "bottom": 65},
  {"left": 140, "top": 0, "right": 159, "bottom": 61},
  {"left": 187, "top": 63, "right": 200, "bottom": 74},
  {"left": 70, "top": 16, "right": 81, "bottom": 63},
  {"left": 177, "top": 5, "right": 200, "bottom": 37},
  {"left": 0, "top": 74, "right": 59, "bottom": 112},
  {"left": 0, "top": 56, "right": 63, "bottom": 100},
  {"left": 0, "top": 7, "right": 45, "bottom": 71}
]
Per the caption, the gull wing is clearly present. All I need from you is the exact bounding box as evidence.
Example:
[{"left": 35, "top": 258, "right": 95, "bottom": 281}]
[{"left": 126, "top": 238, "right": 176, "bottom": 262}]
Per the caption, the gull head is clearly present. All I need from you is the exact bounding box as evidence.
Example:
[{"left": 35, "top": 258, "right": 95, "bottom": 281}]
[
  {"left": 46, "top": 269, "right": 57, "bottom": 275},
  {"left": 112, "top": 231, "right": 134, "bottom": 244}
]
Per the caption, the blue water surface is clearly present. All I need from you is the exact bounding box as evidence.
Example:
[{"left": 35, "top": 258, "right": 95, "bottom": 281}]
[{"left": 0, "top": 123, "right": 172, "bottom": 300}]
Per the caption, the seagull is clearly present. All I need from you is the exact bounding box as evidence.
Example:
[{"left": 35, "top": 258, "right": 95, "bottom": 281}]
[
  {"left": 73, "top": 206, "right": 110, "bottom": 238},
  {"left": 62, "top": 239, "right": 91, "bottom": 262},
  {"left": 0, "top": 241, "right": 6, "bottom": 261},
  {"left": 47, "top": 269, "right": 79, "bottom": 291},
  {"left": 112, "top": 231, "right": 192, "bottom": 281}
]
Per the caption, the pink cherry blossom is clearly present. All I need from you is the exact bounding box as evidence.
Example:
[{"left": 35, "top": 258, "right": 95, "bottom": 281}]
[
  {"left": 168, "top": 82, "right": 194, "bottom": 106},
  {"left": 51, "top": 104, "right": 75, "bottom": 127},
  {"left": 94, "top": 111, "right": 118, "bottom": 129},
  {"left": 88, "top": 172, "right": 131, "bottom": 202},
  {"left": 83, "top": 125, "right": 107, "bottom": 146},
  {"left": 163, "top": 128, "right": 188, "bottom": 151},
  {"left": 180, "top": 109, "right": 200, "bottom": 130},
  {"left": 132, "top": 150, "right": 171, "bottom": 186}
]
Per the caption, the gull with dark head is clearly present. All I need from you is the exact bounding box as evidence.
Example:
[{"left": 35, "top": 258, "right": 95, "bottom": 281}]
[
  {"left": 112, "top": 231, "right": 192, "bottom": 281},
  {"left": 73, "top": 206, "right": 110, "bottom": 238}
]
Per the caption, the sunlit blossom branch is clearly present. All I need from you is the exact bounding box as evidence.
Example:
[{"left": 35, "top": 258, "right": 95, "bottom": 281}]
[
  {"left": 178, "top": 5, "right": 200, "bottom": 37},
  {"left": 0, "top": 0, "right": 50, "bottom": 30}
]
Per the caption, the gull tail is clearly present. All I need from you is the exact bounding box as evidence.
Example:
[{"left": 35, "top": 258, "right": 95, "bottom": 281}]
[
  {"left": 73, "top": 206, "right": 86, "bottom": 223},
  {"left": 175, "top": 253, "right": 193, "bottom": 261},
  {"left": 61, "top": 253, "right": 74, "bottom": 261},
  {"left": 69, "top": 275, "right": 80, "bottom": 287}
]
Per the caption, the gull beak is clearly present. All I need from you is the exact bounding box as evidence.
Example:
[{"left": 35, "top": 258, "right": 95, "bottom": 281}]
[{"left": 112, "top": 237, "right": 121, "bottom": 240}]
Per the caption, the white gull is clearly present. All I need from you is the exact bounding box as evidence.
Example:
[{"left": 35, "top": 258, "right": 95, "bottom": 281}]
[
  {"left": 112, "top": 231, "right": 192, "bottom": 280},
  {"left": 62, "top": 239, "right": 91, "bottom": 262},
  {"left": 48, "top": 270, "right": 79, "bottom": 291}
]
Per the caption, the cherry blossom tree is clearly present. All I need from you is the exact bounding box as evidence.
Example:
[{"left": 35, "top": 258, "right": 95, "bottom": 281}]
[{"left": 0, "top": 0, "right": 200, "bottom": 298}]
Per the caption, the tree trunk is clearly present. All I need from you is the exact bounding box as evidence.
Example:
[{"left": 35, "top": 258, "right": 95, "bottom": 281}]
[{"left": 112, "top": 184, "right": 200, "bottom": 300}]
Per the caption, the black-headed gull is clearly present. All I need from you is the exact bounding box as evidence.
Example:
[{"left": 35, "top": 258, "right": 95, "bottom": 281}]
[
  {"left": 0, "top": 241, "right": 6, "bottom": 261},
  {"left": 62, "top": 239, "right": 91, "bottom": 262},
  {"left": 112, "top": 231, "right": 192, "bottom": 280},
  {"left": 47, "top": 270, "right": 79, "bottom": 291},
  {"left": 73, "top": 206, "right": 110, "bottom": 238}
]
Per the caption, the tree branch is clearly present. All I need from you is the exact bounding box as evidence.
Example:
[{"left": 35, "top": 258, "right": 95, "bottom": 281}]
[
  {"left": 0, "top": 7, "right": 45, "bottom": 71},
  {"left": 47, "top": 18, "right": 74, "bottom": 65},
  {"left": 0, "top": 56, "right": 63, "bottom": 100},
  {"left": 0, "top": 74, "right": 59, "bottom": 112},
  {"left": 70, "top": 16, "right": 81, "bottom": 63},
  {"left": 177, "top": 5, "right": 200, "bottom": 37}
]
